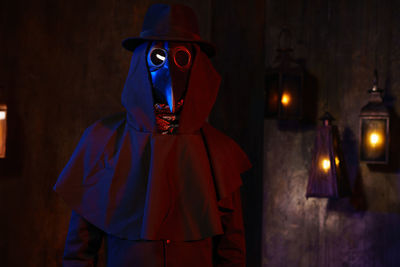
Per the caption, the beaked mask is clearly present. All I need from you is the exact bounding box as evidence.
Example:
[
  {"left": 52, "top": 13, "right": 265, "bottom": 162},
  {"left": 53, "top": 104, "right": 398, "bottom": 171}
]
[{"left": 147, "top": 41, "right": 194, "bottom": 113}]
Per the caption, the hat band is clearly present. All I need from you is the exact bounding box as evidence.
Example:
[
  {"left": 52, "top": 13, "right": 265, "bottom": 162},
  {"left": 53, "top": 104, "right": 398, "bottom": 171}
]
[{"left": 140, "top": 28, "right": 202, "bottom": 42}]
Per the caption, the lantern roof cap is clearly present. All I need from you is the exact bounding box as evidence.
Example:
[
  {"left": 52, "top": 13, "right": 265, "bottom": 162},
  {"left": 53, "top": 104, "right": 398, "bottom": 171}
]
[
  {"left": 368, "top": 86, "right": 383, "bottom": 94},
  {"left": 360, "top": 78, "right": 389, "bottom": 116},
  {"left": 319, "top": 111, "right": 335, "bottom": 123},
  {"left": 360, "top": 101, "right": 389, "bottom": 116}
]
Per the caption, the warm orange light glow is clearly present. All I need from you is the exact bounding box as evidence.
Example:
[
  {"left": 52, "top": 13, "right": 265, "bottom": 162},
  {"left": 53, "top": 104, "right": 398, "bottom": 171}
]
[
  {"left": 335, "top": 156, "right": 340, "bottom": 166},
  {"left": 0, "top": 107, "right": 6, "bottom": 158},
  {"left": 281, "top": 93, "right": 291, "bottom": 106},
  {"left": 368, "top": 132, "right": 382, "bottom": 147},
  {"left": 320, "top": 158, "right": 331, "bottom": 172}
]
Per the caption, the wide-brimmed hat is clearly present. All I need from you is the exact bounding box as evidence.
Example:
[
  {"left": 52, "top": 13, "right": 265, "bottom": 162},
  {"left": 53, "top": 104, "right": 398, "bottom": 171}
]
[{"left": 122, "top": 4, "right": 216, "bottom": 57}]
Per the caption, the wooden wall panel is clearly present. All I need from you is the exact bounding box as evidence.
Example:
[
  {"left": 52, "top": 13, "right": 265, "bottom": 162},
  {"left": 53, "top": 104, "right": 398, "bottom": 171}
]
[
  {"left": 0, "top": 0, "right": 217, "bottom": 266},
  {"left": 210, "top": 0, "right": 265, "bottom": 266}
]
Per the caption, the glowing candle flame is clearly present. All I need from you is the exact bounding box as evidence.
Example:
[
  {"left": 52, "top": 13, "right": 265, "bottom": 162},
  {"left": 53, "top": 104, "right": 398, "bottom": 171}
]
[
  {"left": 320, "top": 158, "right": 331, "bottom": 172},
  {"left": 335, "top": 156, "right": 340, "bottom": 166},
  {"left": 368, "top": 132, "right": 381, "bottom": 147},
  {"left": 281, "top": 93, "right": 291, "bottom": 106},
  {"left": 0, "top": 109, "right": 6, "bottom": 158}
]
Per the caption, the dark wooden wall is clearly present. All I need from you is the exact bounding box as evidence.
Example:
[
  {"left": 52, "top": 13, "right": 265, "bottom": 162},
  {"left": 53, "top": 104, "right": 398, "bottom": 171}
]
[
  {"left": 0, "top": 0, "right": 264, "bottom": 266},
  {"left": 263, "top": 0, "right": 400, "bottom": 266}
]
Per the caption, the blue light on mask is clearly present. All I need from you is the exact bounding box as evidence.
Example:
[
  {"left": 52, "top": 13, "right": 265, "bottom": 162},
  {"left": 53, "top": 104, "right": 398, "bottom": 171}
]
[
  {"left": 148, "top": 42, "right": 175, "bottom": 112},
  {"left": 147, "top": 41, "right": 193, "bottom": 114}
]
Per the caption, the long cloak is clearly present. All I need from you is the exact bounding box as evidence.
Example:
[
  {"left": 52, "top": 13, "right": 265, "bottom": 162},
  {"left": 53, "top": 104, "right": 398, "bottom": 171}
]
[{"left": 53, "top": 43, "right": 251, "bottom": 241}]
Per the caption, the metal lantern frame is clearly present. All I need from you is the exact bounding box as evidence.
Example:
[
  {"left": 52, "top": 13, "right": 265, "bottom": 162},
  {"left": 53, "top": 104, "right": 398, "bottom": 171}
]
[
  {"left": 0, "top": 104, "right": 7, "bottom": 158},
  {"left": 359, "top": 73, "right": 390, "bottom": 164},
  {"left": 307, "top": 112, "right": 349, "bottom": 198},
  {"left": 265, "top": 28, "right": 304, "bottom": 120}
]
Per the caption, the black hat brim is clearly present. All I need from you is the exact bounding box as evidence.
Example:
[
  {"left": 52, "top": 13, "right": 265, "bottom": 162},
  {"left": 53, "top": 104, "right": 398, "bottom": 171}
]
[{"left": 122, "top": 37, "right": 216, "bottom": 58}]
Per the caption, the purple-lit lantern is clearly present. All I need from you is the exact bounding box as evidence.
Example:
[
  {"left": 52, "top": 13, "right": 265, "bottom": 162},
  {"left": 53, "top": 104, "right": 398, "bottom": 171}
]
[
  {"left": 0, "top": 104, "right": 7, "bottom": 158},
  {"left": 359, "top": 72, "right": 389, "bottom": 164},
  {"left": 265, "top": 29, "right": 303, "bottom": 120},
  {"left": 307, "top": 112, "right": 348, "bottom": 198}
]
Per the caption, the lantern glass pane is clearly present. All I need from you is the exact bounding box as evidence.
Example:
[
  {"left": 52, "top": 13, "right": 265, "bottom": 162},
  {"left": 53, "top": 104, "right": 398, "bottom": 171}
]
[
  {"left": 0, "top": 109, "right": 6, "bottom": 158},
  {"left": 360, "top": 118, "right": 387, "bottom": 162},
  {"left": 265, "top": 73, "right": 280, "bottom": 117},
  {"left": 307, "top": 126, "right": 339, "bottom": 198},
  {"left": 279, "top": 73, "right": 302, "bottom": 118}
]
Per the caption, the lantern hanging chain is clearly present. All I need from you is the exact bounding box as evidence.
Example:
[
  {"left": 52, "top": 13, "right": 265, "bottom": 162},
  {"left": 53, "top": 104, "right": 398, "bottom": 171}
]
[
  {"left": 323, "top": 0, "right": 332, "bottom": 112},
  {"left": 283, "top": 0, "right": 287, "bottom": 28},
  {"left": 374, "top": 0, "right": 378, "bottom": 71},
  {"left": 374, "top": 0, "right": 378, "bottom": 87},
  {"left": 371, "top": 0, "right": 381, "bottom": 92},
  {"left": 279, "top": 0, "right": 288, "bottom": 51},
  {"left": 333, "top": 1, "right": 338, "bottom": 115}
]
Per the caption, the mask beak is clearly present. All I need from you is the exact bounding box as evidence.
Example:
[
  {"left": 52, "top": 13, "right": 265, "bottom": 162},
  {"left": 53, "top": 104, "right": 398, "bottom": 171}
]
[
  {"left": 148, "top": 41, "right": 191, "bottom": 113},
  {"left": 166, "top": 85, "right": 175, "bottom": 113}
]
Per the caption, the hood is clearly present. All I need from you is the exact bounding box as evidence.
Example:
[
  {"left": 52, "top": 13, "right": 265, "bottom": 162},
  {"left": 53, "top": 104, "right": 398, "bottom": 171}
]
[
  {"left": 53, "top": 42, "right": 251, "bottom": 242},
  {"left": 121, "top": 42, "right": 221, "bottom": 134}
]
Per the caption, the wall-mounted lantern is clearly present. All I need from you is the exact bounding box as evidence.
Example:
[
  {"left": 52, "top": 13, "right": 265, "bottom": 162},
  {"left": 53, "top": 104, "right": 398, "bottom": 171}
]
[
  {"left": 307, "top": 112, "right": 348, "bottom": 198},
  {"left": 265, "top": 28, "right": 304, "bottom": 120},
  {"left": 359, "top": 71, "right": 389, "bottom": 164},
  {"left": 0, "top": 104, "right": 7, "bottom": 158}
]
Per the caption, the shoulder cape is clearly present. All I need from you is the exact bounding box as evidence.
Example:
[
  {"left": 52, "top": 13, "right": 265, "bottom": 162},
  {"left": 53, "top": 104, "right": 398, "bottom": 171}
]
[
  {"left": 54, "top": 114, "right": 251, "bottom": 241},
  {"left": 54, "top": 42, "right": 251, "bottom": 241}
]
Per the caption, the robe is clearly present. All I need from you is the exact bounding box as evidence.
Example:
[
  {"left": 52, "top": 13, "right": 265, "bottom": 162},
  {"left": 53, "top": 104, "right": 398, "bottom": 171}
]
[{"left": 54, "top": 42, "right": 251, "bottom": 266}]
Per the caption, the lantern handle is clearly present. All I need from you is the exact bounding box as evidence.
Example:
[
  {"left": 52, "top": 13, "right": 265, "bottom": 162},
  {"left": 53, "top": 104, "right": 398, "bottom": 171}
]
[
  {"left": 278, "top": 27, "right": 293, "bottom": 52},
  {"left": 319, "top": 111, "right": 335, "bottom": 126},
  {"left": 370, "top": 69, "right": 383, "bottom": 93}
]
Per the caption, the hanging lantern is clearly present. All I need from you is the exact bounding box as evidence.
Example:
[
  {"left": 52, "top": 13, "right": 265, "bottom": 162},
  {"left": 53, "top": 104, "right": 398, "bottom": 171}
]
[
  {"left": 359, "top": 70, "right": 389, "bottom": 164},
  {"left": 265, "top": 28, "right": 303, "bottom": 120},
  {"left": 0, "top": 104, "right": 7, "bottom": 158},
  {"left": 307, "top": 112, "right": 349, "bottom": 198}
]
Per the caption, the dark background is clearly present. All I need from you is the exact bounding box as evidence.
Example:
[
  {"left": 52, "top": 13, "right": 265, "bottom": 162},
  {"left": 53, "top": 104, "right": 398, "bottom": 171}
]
[{"left": 1, "top": 0, "right": 400, "bottom": 266}]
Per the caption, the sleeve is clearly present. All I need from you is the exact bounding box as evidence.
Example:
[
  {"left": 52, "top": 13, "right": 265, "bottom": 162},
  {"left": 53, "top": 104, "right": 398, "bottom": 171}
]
[
  {"left": 213, "top": 189, "right": 246, "bottom": 267},
  {"left": 62, "top": 211, "right": 104, "bottom": 267}
]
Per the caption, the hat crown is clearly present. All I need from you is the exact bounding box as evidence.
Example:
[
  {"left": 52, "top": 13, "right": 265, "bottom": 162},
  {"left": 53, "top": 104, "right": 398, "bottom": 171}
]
[
  {"left": 140, "top": 4, "right": 201, "bottom": 40},
  {"left": 122, "top": 4, "right": 216, "bottom": 57}
]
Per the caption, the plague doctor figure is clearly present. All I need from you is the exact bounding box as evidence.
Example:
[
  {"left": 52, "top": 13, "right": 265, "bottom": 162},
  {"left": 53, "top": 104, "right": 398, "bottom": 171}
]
[{"left": 54, "top": 4, "right": 251, "bottom": 267}]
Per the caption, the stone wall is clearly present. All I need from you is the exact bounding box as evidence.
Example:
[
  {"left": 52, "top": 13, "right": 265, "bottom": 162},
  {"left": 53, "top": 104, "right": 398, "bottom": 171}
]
[{"left": 263, "top": 0, "right": 400, "bottom": 266}]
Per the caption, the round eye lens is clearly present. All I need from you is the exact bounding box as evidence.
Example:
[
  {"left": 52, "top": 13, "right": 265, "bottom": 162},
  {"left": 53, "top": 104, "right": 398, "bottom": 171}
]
[
  {"left": 174, "top": 49, "right": 191, "bottom": 68},
  {"left": 150, "top": 48, "right": 167, "bottom": 67}
]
